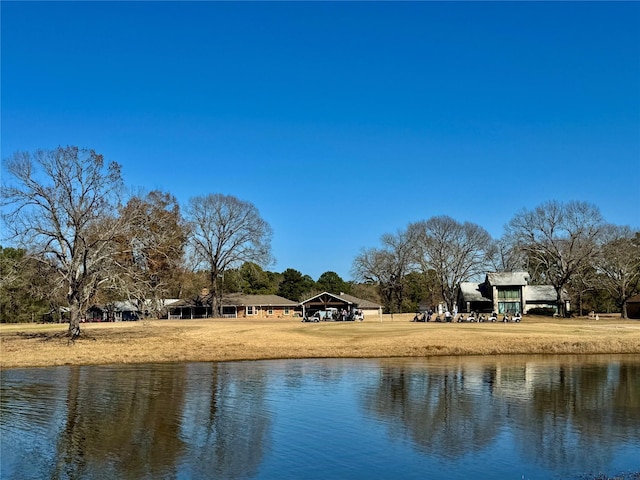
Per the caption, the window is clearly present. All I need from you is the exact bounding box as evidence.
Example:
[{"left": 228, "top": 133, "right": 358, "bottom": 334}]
[
  {"left": 498, "top": 302, "right": 521, "bottom": 314},
  {"left": 497, "top": 288, "right": 521, "bottom": 300},
  {"left": 497, "top": 288, "right": 521, "bottom": 314},
  {"left": 247, "top": 306, "right": 254, "bottom": 315},
  {"left": 284, "top": 307, "right": 290, "bottom": 315},
  {"left": 267, "top": 307, "right": 273, "bottom": 315}
]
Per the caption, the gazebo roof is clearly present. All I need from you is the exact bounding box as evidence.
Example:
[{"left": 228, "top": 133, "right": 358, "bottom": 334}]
[{"left": 300, "top": 291, "right": 382, "bottom": 309}]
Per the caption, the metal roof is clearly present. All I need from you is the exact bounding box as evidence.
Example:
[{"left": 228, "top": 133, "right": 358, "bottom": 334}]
[
  {"left": 222, "top": 294, "right": 298, "bottom": 306},
  {"left": 526, "top": 285, "right": 563, "bottom": 302},
  {"left": 300, "top": 291, "right": 382, "bottom": 309},
  {"left": 486, "top": 271, "right": 530, "bottom": 286},
  {"left": 338, "top": 292, "right": 383, "bottom": 309},
  {"left": 458, "top": 282, "right": 492, "bottom": 302}
]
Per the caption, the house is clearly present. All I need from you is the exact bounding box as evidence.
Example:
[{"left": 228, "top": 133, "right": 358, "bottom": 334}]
[
  {"left": 166, "top": 292, "right": 382, "bottom": 320},
  {"left": 456, "top": 272, "right": 568, "bottom": 315},
  {"left": 221, "top": 294, "right": 299, "bottom": 319},
  {"left": 167, "top": 294, "right": 298, "bottom": 319},
  {"left": 88, "top": 299, "right": 182, "bottom": 321},
  {"left": 299, "top": 291, "right": 383, "bottom": 321},
  {"left": 86, "top": 301, "right": 140, "bottom": 321}
]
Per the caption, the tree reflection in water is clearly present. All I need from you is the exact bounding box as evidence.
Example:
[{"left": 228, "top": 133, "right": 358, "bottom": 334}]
[
  {"left": 361, "top": 357, "right": 640, "bottom": 473},
  {"left": 1, "top": 355, "right": 638, "bottom": 480},
  {"left": 53, "top": 364, "right": 188, "bottom": 479},
  {"left": 1, "top": 363, "right": 272, "bottom": 480},
  {"left": 521, "top": 362, "right": 640, "bottom": 472},
  {"left": 361, "top": 363, "right": 502, "bottom": 457},
  {"left": 178, "top": 362, "right": 271, "bottom": 479}
]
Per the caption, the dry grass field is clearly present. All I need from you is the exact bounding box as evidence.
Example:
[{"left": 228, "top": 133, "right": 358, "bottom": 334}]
[{"left": 2, "top": 313, "right": 639, "bottom": 369}]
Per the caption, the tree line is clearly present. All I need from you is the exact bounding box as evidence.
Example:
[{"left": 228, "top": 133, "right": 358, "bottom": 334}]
[
  {"left": 0, "top": 147, "right": 355, "bottom": 332},
  {"left": 352, "top": 205, "right": 640, "bottom": 319},
  {"left": 2, "top": 147, "right": 639, "bottom": 336}
]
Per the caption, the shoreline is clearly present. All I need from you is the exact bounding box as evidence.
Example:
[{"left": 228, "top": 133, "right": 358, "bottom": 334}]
[{"left": 2, "top": 314, "right": 640, "bottom": 369}]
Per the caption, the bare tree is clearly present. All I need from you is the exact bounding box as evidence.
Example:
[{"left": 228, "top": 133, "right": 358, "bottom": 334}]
[
  {"left": 488, "top": 237, "right": 526, "bottom": 272},
  {"left": 352, "top": 247, "right": 397, "bottom": 313},
  {"left": 107, "top": 190, "right": 188, "bottom": 317},
  {"left": 409, "top": 216, "right": 494, "bottom": 311},
  {"left": 506, "top": 200, "right": 604, "bottom": 316},
  {"left": 1, "top": 147, "right": 125, "bottom": 336},
  {"left": 185, "top": 194, "right": 273, "bottom": 317},
  {"left": 351, "top": 228, "right": 417, "bottom": 314},
  {"left": 595, "top": 226, "right": 640, "bottom": 318},
  {"left": 568, "top": 262, "right": 599, "bottom": 316}
]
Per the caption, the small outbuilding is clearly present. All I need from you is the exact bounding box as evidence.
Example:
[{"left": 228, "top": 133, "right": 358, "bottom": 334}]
[{"left": 627, "top": 294, "right": 640, "bottom": 319}]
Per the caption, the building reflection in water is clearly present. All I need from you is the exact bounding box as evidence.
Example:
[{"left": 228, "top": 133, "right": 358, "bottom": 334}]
[
  {"left": 1, "top": 355, "right": 638, "bottom": 479},
  {"left": 361, "top": 356, "right": 640, "bottom": 472}
]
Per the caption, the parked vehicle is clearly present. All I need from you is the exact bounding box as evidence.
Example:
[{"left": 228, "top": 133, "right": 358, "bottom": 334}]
[
  {"left": 315, "top": 308, "right": 339, "bottom": 321},
  {"left": 302, "top": 308, "right": 339, "bottom": 322}
]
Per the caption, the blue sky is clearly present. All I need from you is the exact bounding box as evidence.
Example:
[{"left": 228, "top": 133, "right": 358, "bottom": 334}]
[{"left": 2, "top": 1, "right": 639, "bottom": 281}]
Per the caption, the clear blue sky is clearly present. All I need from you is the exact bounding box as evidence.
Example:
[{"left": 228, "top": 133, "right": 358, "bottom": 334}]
[{"left": 2, "top": 1, "right": 639, "bottom": 281}]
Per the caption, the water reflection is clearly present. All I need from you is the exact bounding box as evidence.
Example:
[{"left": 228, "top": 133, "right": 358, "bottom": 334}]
[
  {"left": 362, "top": 361, "right": 503, "bottom": 458},
  {"left": 363, "top": 356, "right": 640, "bottom": 475},
  {"left": 1, "top": 355, "right": 638, "bottom": 480},
  {"left": 179, "top": 363, "right": 271, "bottom": 479},
  {"left": 1, "top": 363, "right": 273, "bottom": 480}
]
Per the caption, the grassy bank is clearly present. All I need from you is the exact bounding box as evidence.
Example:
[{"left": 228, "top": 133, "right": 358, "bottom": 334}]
[{"left": 1, "top": 314, "right": 639, "bottom": 369}]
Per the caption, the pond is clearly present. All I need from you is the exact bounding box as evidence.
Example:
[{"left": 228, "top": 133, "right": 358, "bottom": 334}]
[{"left": 1, "top": 355, "right": 639, "bottom": 480}]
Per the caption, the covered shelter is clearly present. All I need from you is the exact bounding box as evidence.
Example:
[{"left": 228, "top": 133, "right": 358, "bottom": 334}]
[
  {"left": 299, "top": 291, "right": 382, "bottom": 321},
  {"left": 167, "top": 300, "right": 212, "bottom": 319}
]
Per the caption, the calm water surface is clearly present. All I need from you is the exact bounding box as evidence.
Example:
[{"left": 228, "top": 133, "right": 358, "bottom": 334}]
[{"left": 1, "top": 355, "right": 639, "bottom": 480}]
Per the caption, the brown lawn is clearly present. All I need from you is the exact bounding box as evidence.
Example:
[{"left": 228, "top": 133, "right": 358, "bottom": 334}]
[{"left": 1, "top": 313, "right": 639, "bottom": 369}]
